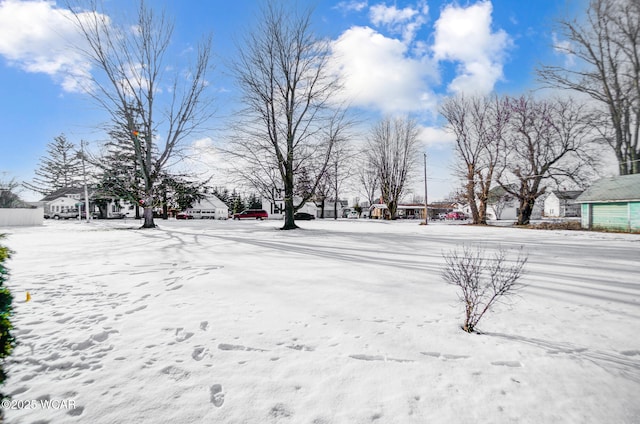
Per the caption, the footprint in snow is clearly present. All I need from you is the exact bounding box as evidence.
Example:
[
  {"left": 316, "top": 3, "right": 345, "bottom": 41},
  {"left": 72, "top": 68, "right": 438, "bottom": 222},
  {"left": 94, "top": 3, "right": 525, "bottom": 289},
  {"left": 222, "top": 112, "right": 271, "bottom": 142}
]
[
  {"left": 192, "top": 347, "right": 207, "bottom": 361},
  {"left": 210, "top": 384, "right": 225, "bottom": 407},
  {"left": 491, "top": 361, "right": 522, "bottom": 368},
  {"left": 124, "top": 305, "right": 147, "bottom": 315}
]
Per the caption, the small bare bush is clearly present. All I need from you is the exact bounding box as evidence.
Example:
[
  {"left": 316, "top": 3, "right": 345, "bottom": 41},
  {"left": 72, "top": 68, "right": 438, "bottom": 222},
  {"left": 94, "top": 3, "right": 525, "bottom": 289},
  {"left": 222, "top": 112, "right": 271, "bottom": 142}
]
[{"left": 442, "top": 245, "right": 527, "bottom": 333}]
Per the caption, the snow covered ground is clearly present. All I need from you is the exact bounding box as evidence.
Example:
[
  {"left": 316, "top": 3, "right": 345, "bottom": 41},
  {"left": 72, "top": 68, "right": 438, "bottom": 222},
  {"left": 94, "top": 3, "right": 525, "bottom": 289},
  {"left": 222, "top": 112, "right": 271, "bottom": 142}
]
[{"left": 1, "top": 219, "right": 639, "bottom": 423}]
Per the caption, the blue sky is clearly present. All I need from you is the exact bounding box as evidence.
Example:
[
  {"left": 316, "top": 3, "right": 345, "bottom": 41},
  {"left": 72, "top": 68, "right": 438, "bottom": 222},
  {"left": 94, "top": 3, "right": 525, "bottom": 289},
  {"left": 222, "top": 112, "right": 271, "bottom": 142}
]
[{"left": 0, "top": 0, "right": 587, "bottom": 201}]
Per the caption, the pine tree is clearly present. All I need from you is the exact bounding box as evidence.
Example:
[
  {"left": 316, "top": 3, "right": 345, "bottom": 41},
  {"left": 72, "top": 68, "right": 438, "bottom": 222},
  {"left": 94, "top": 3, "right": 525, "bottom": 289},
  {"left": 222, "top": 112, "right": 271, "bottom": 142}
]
[
  {"left": 212, "top": 187, "right": 230, "bottom": 207},
  {"left": 246, "top": 192, "right": 262, "bottom": 209},
  {"left": 230, "top": 189, "right": 245, "bottom": 214},
  {"left": 157, "top": 174, "right": 208, "bottom": 218},
  {"left": 91, "top": 125, "right": 145, "bottom": 219},
  {"left": 0, "top": 235, "right": 15, "bottom": 405},
  {"left": 24, "top": 134, "right": 82, "bottom": 196}
]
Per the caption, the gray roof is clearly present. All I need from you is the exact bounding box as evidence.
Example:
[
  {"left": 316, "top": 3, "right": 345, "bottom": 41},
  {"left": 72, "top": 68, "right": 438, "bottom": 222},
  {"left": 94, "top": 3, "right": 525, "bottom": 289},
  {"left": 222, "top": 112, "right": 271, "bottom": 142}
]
[
  {"left": 576, "top": 174, "right": 640, "bottom": 203},
  {"left": 40, "top": 187, "right": 84, "bottom": 202}
]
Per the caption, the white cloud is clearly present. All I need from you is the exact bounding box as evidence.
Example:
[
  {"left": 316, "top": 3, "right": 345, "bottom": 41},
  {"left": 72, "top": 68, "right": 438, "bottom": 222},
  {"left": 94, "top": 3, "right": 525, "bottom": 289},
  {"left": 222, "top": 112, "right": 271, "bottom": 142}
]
[
  {"left": 370, "top": 4, "right": 418, "bottom": 25},
  {"left": 369, "top": 2, "right": 428, "bottom": 42},
  {"left": 432, "top": 1, "right": 511, "bottom": 95},
  {"left": 0, "top": 0, "right": 96, "bottom": 93},
  {"left": 552, "top": 32, "right": 576, "bottom": 67},
  {"left": 419, "top": 125, "right": 456, "bottom": 147},
  {"left": 335, "top": 1, "right": 368, "bottom": 13},
  {"left": 330, "top": 26, "right": 438, "bottom": 115}
]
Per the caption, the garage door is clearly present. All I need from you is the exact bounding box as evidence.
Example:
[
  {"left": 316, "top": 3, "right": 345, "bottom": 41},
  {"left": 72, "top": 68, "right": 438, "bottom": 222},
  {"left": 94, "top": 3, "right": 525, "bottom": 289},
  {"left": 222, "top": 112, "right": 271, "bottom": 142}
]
[{"left": 592, "top": 203, "right": 628, "bottom": 230}]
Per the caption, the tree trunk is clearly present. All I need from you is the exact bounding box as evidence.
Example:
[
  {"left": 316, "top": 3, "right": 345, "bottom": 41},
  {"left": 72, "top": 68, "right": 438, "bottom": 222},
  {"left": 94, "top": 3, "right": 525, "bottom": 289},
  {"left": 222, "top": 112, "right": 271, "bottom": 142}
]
[
  {"left": 141, "top": 192, "right": 155, "bottom": 228},
  {"left": 162, "top": 191, "right": 168, "bottom": 220},
  {"left": 517, "top": 198, "right": 535, "bottom": 226},
  {"left": 477, "top": 197, "right": 488, "bottom": 225},
  {"left": 142, "top": 206, "right": 155, "bottom": 228},
  {"left": 466, "top": 177, "right": 480, "bottom": 224},
  {"left": 388, "top": 200, "right": 397, "bottom": 220},
  {"left": 282, "top": 194, "right": 297, "bottom": 230}
]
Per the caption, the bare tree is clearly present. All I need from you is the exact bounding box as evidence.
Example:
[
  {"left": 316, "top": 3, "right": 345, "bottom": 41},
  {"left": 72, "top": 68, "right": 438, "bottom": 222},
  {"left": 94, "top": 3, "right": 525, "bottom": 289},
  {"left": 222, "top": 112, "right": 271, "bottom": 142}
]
[
  {"left": 0, "top": 178, "right": 26, "bottom": 208},
  {"left": 497, "top": 96, "right": 594, "bottom": 225},
  {"left": 227, "top": 3, "right": 347, "bottom": 230},
  {"left": 442, "top": 245, "right": 527, "bottom": 333},
  {"left": 367, "top": 116, "right": 420, "bottom": 219},
  {"left": 68, "top": 0, "right": 214, "bottom": 228},
  {"left": 312, "top": 170, "right": 331, "bottom": 219},
  {"left": 440, "top": 95, "right": 510, "bottom": 224},
  {"left": 329, "top": 138, "right": 356, "bottom": 219},
  {"left": 355, "top": 154, "right": 380, "bottom": 209},
  {"left": 538, "top": 0, "right": 640, "bottom": 175}
]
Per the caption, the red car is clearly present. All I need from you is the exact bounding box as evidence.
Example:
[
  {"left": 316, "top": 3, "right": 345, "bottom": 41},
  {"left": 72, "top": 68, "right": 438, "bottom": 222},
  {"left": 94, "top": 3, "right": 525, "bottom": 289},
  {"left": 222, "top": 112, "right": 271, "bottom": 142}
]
[
  {"left": 446, "top": 211, "right": 467, "bottom": 220},
  {"left": 233, "top": 209, "right": 268, "bottom": 220},
  {"left": 176, "top": 212, "right": 194, "bottom": 220}
]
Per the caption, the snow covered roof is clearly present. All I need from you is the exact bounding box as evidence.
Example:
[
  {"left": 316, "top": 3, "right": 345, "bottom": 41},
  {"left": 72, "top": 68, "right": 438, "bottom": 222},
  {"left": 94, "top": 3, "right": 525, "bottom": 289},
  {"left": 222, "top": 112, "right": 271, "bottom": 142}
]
[
  {"left": 577, "top": 174, "right": 640, "bottom": 203},
  {"left": 189, "top": 195, "right": 228, "bottom": 210},
  {"left": 40, "top": 187, "right": 84, "bottom": 202}
]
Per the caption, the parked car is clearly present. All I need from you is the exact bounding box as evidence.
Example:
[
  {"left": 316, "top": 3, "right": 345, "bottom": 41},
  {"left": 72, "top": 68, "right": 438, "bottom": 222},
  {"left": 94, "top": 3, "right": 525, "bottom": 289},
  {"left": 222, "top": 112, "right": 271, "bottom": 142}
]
[
  {"left": 51, "top": 209, "right": 79, "bottom": 220},
  {"left": 347, "top": 211, "right": 359, "bottom": 219},
  {"left": 446, "top": 211, "right": 467, "bottom": 220},
  {"left": 437, "top": 213, "right": 447, "bottom": 220},
  {"left": 176, "top": 212, "right": 194, "bottom": 220},
  {"left": 294, "top": 212, "right": 315, "bottom": 220},
  {"left": 92, "top": 211, "right": 126, "bottom": 219},
  {"left": 233, "top": 209, "right": 268, "bottom": 220}
]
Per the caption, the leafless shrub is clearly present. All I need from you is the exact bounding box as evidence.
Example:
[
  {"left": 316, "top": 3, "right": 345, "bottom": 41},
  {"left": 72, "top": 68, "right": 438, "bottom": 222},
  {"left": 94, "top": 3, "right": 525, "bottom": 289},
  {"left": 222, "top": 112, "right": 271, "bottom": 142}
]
[{"left": 442, "top": 245, "right": 528, "bottom": 333}]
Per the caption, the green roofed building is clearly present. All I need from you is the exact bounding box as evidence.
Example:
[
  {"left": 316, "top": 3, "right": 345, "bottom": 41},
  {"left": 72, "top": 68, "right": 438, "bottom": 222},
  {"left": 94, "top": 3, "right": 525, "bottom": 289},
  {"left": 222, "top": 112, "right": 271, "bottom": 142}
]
[{"left": 576, "top": 174, "right": 640, "bottom": 232}]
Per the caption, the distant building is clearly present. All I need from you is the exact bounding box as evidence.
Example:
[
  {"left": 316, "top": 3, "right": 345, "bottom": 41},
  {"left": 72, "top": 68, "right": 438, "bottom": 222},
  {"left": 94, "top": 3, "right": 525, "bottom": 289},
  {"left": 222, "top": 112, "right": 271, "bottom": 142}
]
[
  {"left": 544, "top": 190, "right": 583, "bottom": 218},
  {"left": 185, "top": 195, "right": 229, "bottom": 219},
  {"left": 317, "top": 200, "right": 349, "bottom": 218},
  {"left": 577, "top": 174, "right": 640, "bottom": 231},
  {"left": 41, "top": 187, "right": 86, "bottom": 218},
  {"left": 262, "top": 188, "right": 316, "bottom": 219}
]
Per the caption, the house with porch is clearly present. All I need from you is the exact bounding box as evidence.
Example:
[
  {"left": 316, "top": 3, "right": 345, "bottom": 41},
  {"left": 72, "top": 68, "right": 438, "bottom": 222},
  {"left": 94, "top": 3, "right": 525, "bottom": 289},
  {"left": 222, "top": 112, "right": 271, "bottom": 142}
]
[{"left": 41, "top": 187, "right": 87, "bottom": 218}]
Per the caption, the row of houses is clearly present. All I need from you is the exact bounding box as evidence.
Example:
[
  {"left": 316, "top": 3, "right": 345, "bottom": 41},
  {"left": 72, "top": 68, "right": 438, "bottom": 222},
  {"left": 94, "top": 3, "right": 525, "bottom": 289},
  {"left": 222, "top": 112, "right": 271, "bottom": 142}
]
[{"left": 4, "top": 174, "right": 639, "bottom": 231}]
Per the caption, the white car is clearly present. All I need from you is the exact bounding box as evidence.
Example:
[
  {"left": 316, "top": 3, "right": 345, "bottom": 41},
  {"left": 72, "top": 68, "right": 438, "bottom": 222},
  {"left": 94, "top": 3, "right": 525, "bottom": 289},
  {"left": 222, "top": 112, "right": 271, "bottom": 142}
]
[{"left": 347, "top": 211, "right": 359, "bottom": 219}]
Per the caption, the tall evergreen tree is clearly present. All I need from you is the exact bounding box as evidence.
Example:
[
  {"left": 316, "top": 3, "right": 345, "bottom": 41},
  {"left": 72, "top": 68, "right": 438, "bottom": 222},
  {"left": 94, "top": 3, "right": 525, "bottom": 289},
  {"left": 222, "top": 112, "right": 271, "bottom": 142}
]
[
  {"left": 93, "top": 125, "right": 144, "bottom": 218},
  {"left": 24, "top": 134, "right": 82, "bottom": 196}
]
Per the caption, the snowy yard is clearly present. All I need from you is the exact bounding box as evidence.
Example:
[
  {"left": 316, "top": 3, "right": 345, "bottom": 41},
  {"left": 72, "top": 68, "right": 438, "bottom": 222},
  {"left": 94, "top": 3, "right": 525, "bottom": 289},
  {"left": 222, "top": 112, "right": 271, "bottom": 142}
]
[{"left": 1, "top": 219, "right": 639, "bottom": 423}]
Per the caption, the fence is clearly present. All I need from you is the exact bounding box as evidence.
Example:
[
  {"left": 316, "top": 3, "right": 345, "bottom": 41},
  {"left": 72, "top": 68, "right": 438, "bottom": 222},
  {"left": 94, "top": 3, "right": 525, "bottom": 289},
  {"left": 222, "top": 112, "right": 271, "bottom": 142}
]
[{"left": 0, "top": 208, "right": 44, "bottom": 227}]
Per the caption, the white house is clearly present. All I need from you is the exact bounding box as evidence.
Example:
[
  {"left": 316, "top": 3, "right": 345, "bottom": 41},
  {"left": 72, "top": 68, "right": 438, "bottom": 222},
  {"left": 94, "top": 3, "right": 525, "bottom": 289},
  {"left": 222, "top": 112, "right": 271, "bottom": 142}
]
[
  {"left": 41, "top": 188, "right": 85, "bottom": 217},
  {"left": 544, "top": 190, "right": 583, "bottom": 218},
  {"left": 185, "top": 195, "right": 229, "bottom": 219},
  {"left": 483, "top": 185, "right": 543, "bottom": 221},
  {"left": 262, "top": 188, "right": 316, "bottom": 219}
]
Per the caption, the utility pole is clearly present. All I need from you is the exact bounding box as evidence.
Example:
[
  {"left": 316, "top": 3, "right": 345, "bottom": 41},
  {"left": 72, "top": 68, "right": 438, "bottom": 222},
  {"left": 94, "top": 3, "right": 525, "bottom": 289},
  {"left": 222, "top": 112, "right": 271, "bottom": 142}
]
[
  {"left": 423, "top": 153, "right": 428, "bottom": 225},
  {"left": 80, "top": 140, "right": 91, "bottom": 221}
]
